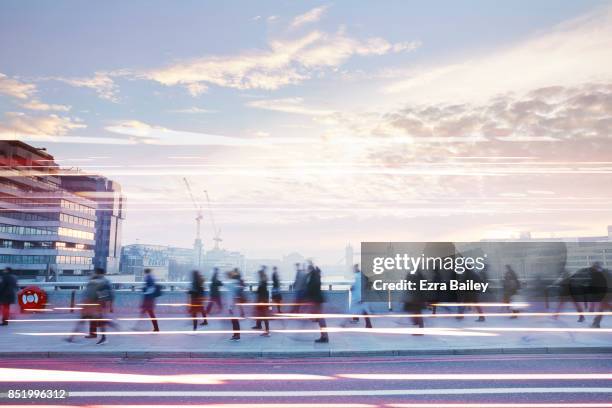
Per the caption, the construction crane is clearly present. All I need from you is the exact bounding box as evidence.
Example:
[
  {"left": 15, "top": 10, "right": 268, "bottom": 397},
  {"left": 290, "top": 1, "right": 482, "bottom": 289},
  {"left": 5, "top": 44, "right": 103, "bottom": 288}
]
[
  {"left": 183, "top": 177, "right": 203, "bottom": 268},
  {"left": 204, "top": 190, "right": 222, "bottom": 250}
]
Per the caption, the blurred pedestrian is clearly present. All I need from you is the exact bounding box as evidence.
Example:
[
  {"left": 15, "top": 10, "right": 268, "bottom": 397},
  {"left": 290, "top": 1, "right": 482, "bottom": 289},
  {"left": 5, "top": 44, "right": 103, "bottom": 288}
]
[
  {"left": 226, "top": 268, "right": 242, "bottom": 341},
  {"left": 586, "top": 262, "right": 610, "bottom": 328},
  {"left": 189, "top": 270, "right": 208, "bottom": 330},
  {"left": 403, "top": 269, "right": 426, "bottom": 334},
  {"left": 66, "top": 272, "right": 103, "bottom": 342},
  {"left": 206, "top": 267, "right": 223, "bottom": 314},
  {"left": 553, "top": 269, "right": 584, "bottom": 322},
  {"left": 305, "top": 264, "right": 329, "bottom": 343},
  {"left": 292, "top": 262, "right": 307, "bottom": 313},
  {"left": 271, "top": 266, "right": 282, "bottom": 313},
  {"left": 503, "top": 265, "right": 521, "bottom": 318},
  {"left": 0, "top": 267, "right": 18, "bottom": 325},
  {"left": 463, "top": 266, "right": 485, "bottom": 322},
  {"left": 94, "top": 268, "right": 119, "bottom": 345},
  {"left": 344, "top": 264, "right": 372, "bottom": 328},
  {"left": 252, "top": 266, "right": 271, "bottom": 336},
  {"left": 136, "top": 268, "right": 160, "bottom": 332}
]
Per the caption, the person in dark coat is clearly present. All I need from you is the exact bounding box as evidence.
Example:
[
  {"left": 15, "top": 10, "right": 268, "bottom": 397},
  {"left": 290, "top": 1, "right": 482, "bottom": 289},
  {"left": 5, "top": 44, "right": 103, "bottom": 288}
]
[
  {"left": 271, "top": 266, "right": 282, "bottom": 313},
  {"left": 252, "top": 266, "right": 271, "bottom": 336},
  {"left": 305, "top": 265, "right": 328, "bottom": 343},
  {"left": 206, "top": 268, "right": 223, "bottom": 314},
  {"left": 553, "top": 269, "right": 585, "bottom": 322},
  {"left": 403, "top": 269, "right": 426, "bottom": 334},
  {"left": 586, "top": 262, "right": 610, "bottom": 328},
  {"left": 189, "top": 270, "right": 208, "bottom": 330},
  {"left": 0, "top": 267, "right": 18, "bottom": 325},
  {"left": 137, "top": 268, "right": 160, "bottom": 332},
  {"left": 503, "top": 265, "right": 521, "bottom": 318}
]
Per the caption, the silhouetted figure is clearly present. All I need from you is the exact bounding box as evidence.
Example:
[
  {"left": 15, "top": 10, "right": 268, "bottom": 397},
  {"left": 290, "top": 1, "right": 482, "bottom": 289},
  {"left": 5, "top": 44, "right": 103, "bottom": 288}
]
[
  {"left": 403, "top": 269, "right": 426, "bottom": 334},
  {"left": 292, "top": 263, "right": 307, "bottom": 313},
  {"left": 189, "top": 270, "right": 208, "bottom": 330},
  {"left": 93, "top": 268, "right": 119, "bottom": 345},
  {"left": 306, "top": 265, "right": 328, "bottom": 343},
  {"left": 252, "top": 267, "right": 271, "bottom": 336},
  {"left": 463, "top": 267, "right": 485, "bottom": 322},
  {"left": 206, "top": 268, "right": 223, "bottom": 314},
  {"left": 346, "top": 264, "right": 372, "bottom": 328},
  {"left": 554, "top": 270, "right": 584, "bottom": 322},
  {"left": 66, "top": 272, "right": 103, "bottom": 342},
  {"left": 226, "top": 268, "right": 242, "bottom": 341},
  {"left": 503, "top": 265, "right": 521, "bottom": 318},
  {"left": 271, "top": 266, "right": 282, "bottom": 313},
  {"left": 586, "top": 262, "right": 610, "bottom": 328},
  {"left": 0, "top": 267, "right": 17, "bottom": 325},
  {"left": 138, "top": 269, "right": 160, "bottom": 332}
]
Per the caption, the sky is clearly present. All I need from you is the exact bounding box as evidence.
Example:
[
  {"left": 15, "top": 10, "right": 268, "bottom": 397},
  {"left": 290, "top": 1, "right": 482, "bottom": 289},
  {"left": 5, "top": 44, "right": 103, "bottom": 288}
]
[{"left": 0, "top": 0, "right": 611, "bottom": 263}]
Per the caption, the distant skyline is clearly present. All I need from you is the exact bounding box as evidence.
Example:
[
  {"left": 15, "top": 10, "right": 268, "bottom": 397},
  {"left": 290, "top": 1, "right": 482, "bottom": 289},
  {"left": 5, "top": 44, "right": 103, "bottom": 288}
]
[{"left": 1, "top": 1, "right": 611, "bottom": 263}]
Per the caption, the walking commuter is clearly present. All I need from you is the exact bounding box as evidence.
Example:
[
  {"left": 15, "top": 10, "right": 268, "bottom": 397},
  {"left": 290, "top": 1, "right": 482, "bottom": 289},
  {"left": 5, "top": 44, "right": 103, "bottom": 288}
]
[
  {"left": 292, "top": 263, "right": 307, "bottom": 313},
  {"left": 137, "top": 268, "right": 160, "bottom": 332},
  {"left": 503, "top": 265, "right": 521, "bottom": 318},
  {"left": 462, "top": 266, "right": 485, "bottom": 322},
  {"left": 271, "top": 266, "right": 282, "bottom": 313},
  {"left": 587, "top": 262, "right": 610, "bottom": 328},
  {"left": 189, "top": 270, "right": 208, "bottom": 330},
  {"left": 206, "top": 268, "right": 223, "bottom": 314},
  {"left": 0, "top": 267, "right": 18, "bottom": 325},
  {"left": 553, "top": 269, "right": 585, "bottom": 322},
  {"left": 226, "top": 268, "right": 243, "bottom": 341},
  {"left": 94, "top": 268, "right": 119, "bottom": 345},
  {"left": 305, "top": 264, "right": 329, "bottom": 343},
  {"left": 252, "top": 267, "right": 271, "bottom": 336},
  {"left": 344, "top": 264, "right": 372, "bottom": 328},
  {"left": 66, "top": 272, "right": 104, "bottom": 342},
  {"left": 403, "top": 269, "right": 426, "bottom": 334}
]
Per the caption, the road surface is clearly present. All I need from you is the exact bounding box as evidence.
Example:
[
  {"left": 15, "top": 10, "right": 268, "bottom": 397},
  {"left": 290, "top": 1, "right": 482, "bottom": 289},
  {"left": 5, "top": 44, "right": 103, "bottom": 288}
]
[{"left": 0, "top": 354, "right": 611, "bottom": 407}]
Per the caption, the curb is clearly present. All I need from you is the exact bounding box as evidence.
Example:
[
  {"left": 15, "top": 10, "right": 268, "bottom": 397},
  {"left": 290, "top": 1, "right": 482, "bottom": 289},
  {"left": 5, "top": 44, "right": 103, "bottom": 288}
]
[{"left": 0, "top": 347, "right": 611, "bottom": 359}]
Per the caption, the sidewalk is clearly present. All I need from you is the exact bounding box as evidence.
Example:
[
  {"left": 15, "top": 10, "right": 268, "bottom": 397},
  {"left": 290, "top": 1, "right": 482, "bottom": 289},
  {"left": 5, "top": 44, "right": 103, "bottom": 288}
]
[{"left": 0, "top": 308, "right": 610, "bottom": 358}]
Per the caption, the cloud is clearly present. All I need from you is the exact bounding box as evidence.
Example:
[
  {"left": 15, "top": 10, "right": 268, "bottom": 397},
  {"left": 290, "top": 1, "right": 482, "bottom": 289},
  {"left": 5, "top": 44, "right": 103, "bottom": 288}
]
[
  {"left": 21, "top": 99, "right": 71, "bottom": 112},
  {"left": 105, "top": 119, "right": 311, "bottom": 146},
  {"left": 144, "top": 29, "right": 418, "bottom": 93},
  {"left": 290, "top": 5, "right": 329, "bottom": 29},
  {"left": 384, "top": 7, "right": 612, "bottom": 104},
  {"left": 247, "top": 97, "right": 334, "bottom": 116},
  {"left": 53, "top": 72, "right": 119, "bottom": 102},
  {"left": 0, "top": 73, "right": 36, "bottom": 100},
  {"left": 168, "top": 107, "right": 216, "bottom": 114},
  {"left": 0, "top": 112, "right": 85, "bottom": 136},
  {"left": 372, "top": 83, "right": 612, "bottom": 142}
]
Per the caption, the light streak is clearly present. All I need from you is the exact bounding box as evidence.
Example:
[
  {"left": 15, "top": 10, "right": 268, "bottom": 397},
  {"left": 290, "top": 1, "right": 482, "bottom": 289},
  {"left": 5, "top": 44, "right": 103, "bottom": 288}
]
[
  {"left": 338, "top": 373, "right": 612, "bottom": 380},
  {"left": 0, "top": 367, "right": 333, "bottom": 384}
]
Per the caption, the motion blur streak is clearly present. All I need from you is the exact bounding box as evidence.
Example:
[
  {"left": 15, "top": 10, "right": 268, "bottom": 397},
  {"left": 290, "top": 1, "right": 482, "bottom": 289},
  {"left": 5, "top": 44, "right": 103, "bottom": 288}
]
[
  {"left": 0, "top": 368, "right": 332, "bottom": 384},
  {"left": 338, "top": 373, "right": 612, "bottom": 380},
  {"left": 277, "top": 312, "right": 612, "bottom": 319},
  {"left": 15, "top": 328, "right": 498, "bottom": 336},
  {"left": 0, "top": 405, "right": 375, "bottom": 408},
  {"left": 388, "top": 404, "right": 612, "bottom": 408}
]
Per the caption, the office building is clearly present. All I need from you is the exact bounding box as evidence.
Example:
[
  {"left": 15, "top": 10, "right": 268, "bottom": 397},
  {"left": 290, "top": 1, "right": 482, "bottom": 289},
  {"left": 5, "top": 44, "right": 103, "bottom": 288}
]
[{"left": 0, "top": 141, "right": 96, "bottom": 279}]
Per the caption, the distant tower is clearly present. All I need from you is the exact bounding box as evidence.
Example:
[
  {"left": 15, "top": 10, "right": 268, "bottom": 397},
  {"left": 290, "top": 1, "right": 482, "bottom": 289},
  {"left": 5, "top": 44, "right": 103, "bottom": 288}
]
[{"left": 345, "top": 243, "right": 354, "bottom": 279}]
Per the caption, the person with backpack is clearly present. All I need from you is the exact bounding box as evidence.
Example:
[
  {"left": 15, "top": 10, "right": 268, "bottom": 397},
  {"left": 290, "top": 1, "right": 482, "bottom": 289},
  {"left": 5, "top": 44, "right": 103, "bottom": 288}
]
[
  {"left": 138, "top": 268, "right": 160, "bottom": 332},
  {"left": 189, "top": 270, "right": 208, "bottom": 330},
  {"left": 66, "top": 272, "right": 104, "bottom": 343},
  {"left": 93, "top": 267, "right": 119, "bottom": 345}
]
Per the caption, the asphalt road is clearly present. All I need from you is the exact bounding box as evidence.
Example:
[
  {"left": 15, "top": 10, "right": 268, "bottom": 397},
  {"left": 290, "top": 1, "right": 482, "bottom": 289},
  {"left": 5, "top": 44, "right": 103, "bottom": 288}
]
[{"left": 0, "top": 354, "right": 611, "bottom": 407}]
